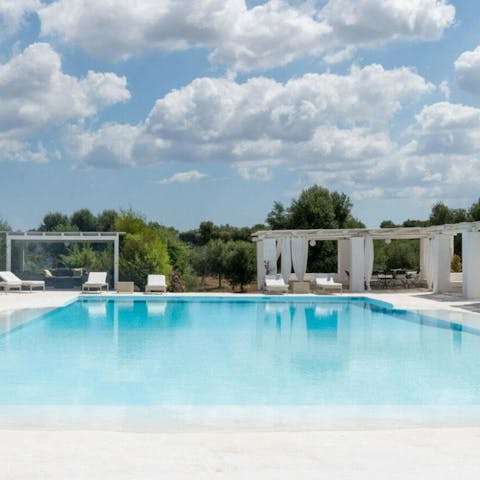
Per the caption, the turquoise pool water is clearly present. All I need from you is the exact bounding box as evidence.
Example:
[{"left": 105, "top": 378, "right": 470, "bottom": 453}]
[{"left": 1, "top": 297, "right": 480, "bottom": 406}]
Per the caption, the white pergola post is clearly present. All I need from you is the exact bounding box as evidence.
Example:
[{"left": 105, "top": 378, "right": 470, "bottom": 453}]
[
  {"left": 114, "top": 235, "right": 119, "bottom": 290},
  {"left": 6, "top": 235, "right": 11, "bottom": 271},
  {"left": 432, "top": 234, "right": 451, "bottom": 293},
  {"left": 462, "top": 231, "right": 480, "bottom": 299},
  {"left": 349, "top": 237, "right": 365, "bottom": 292},
  {"left": 256, "top": 240, "right": 265, "bottom": 290},
  {"left": 337, "top": 239, "right": 350, "bottom": 284}
]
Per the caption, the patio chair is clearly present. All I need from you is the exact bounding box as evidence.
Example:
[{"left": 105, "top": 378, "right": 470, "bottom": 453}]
[
  {"left": 82, "top": 272, "right": 108, "bottom": 293},
  {"left": 0, "top": 271, "right": 45, "bottom": 292},
  {"left": 264, "top": 274, "right": 289, "bottom": 294},
  {"left": 145, "top": 274, "right": 167, "bottom": 293},
  {"left": 314, "top": 274, "right": 342, "bottom": 293}
]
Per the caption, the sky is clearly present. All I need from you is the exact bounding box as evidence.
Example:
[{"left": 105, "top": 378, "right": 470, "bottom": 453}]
[{"left": 1, "top": 0, "right": 480, "bottom": 231}]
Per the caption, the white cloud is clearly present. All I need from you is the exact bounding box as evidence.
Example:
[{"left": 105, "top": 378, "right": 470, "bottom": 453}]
[
  {"left": 0, "top": 0, "right": 40, "bottom": 36},
  {"left": 439, "top": 80, "right": 450, "bottom": 100},
  {"left": 69, "top": 65, "right": 432, "bottom": 186},
  {"left": 455, "top": 45, "right": 480, "bottom": 95},
  {"left": 155, "top": 170, "right": 208, "bottom": 185},
  {"left": 0, "top": 138, "right": 48, "bottom": 163},
  {"left": 0, "top": 43, "right": 130, "bottom": 156},
  {"left": 39, "top": 0, "right": 455, "bottom": 72}
]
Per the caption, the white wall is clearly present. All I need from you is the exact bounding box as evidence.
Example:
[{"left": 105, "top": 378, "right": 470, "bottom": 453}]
[{"left": 462, "top": 232, "right": 480, "bottom": 299}]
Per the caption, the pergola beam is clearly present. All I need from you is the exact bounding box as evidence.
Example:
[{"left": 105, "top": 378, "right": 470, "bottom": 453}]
[{"left": 252, "top": 221, "right": 480, "bottom": 242}]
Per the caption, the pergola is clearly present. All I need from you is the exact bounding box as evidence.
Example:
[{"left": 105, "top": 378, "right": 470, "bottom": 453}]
[
  {"left": 4, "top": 231, "right": 125, "bottom": 289},
  {"left": 252, "top": 221, "right": 480, "bottom": 299}
]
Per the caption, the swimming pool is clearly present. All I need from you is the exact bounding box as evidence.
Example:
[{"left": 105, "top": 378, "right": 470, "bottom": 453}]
[{"left": 1, "top": 296, "right": 480, "bottom": 409}]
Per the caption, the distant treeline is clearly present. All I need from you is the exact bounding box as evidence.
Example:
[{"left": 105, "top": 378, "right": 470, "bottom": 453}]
[{"left": 1, "top": 186, "right": 479, "bottom": 288}]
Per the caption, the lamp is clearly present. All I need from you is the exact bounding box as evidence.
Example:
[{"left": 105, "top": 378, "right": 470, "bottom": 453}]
[{"left": 309, "top": 240, "right": 316, "bottom": 247}]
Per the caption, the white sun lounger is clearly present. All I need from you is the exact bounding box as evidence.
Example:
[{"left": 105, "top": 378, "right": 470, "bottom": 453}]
[
  {"left": 264, "top": 274, "right": 289, "bottom": 294},
  {"left": 145, "top": 274, "right": 167, "bottom": 293},
  {"left": 314, "top": 274, "right": 342, "bottom": 293},
  {"left": 82, "top": 272, "right": 108, "bottom": 293},
  {"left": 0, "top": 271, "right": 45, "bottom": 292}
]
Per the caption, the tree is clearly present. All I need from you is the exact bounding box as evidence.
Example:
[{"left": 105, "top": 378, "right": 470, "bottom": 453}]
[
  {"left": 119, "top": 233, "right": 171, "bottom": 290},
  {"left": 198, "top": 221, "right": 217, "bottom": 245},
  {"left": 97, "top": 210, "right": 118, "bottom": 231},
  {"left": 289, "top": 186, "right": 336, "bottom": 229},
  {"left": 223, "top": 241, "right": 256, "bottom": 292},
  {"left": 206, "top": 239, "right": 226, "bottom": 288},
  {"left": 428, "top": 203, "right": 467, "bottom": 225},
  {"left": 469, "top": 199, "right": 480, "bottom": 221},
  {"left": 115, "top": 210, "right": 172, "bottom": 290},
  {"left": 71, "top": 208, "right": 98, "bottom": 231},
  {"left": 190, "top": 245, "right": 210, "bottom": 289},
  {"left": 39, "top": 212, "right": 70, "bottom": 231},
  {"left": 380, "top": 220, "right": 397, "bottom": 228},
  {"left": 266, "top": 201, "right": 289, "bottom": 229},
  {"left": 265, "top": 185, "right": 363, "bottom": 272}
]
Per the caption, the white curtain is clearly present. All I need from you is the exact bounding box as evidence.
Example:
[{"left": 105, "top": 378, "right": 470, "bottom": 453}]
[
  {"left": 291, "top": 237, "right": 308, "bottom": 281},
  {"left": 363, "top": 236, "right": 374, "bottom": 290},
  {"left": 424, "top": 237, "right": 435, "bottom": 290},
  {"left": 263, "top": 238, "right": 277, "bottom": 275},
  {"left": 280, "top": 237, "right": 292, "bottom": 283}
]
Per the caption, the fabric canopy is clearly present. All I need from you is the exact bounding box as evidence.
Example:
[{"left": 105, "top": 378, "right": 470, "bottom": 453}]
[
  {"left": 291, "top": 237, "right": 308, "bottom": 281},
  {"left": 363, "top": 236, "right": 374, "bottom": 290},
  {"left": 280, "top": 237, "right": 292, "bottom": 283},
  {"left": 263, "top": 238, "right": 277, "bottom": 275}
]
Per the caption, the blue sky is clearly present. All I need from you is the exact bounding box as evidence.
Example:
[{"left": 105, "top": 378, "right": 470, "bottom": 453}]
[{"left": 2, "top": 0, "right": 480, "bottom": 230}]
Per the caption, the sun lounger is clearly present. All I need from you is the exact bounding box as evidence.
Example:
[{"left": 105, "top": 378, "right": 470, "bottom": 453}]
[
  {"left": 314, "top": 274, "right": 342, "bottom": 293},
  {"left": 0, "top": 271, "right": 45, "bottom": 292},
  {"left": 145, "top": 274, "right": 167, "bottom": 293},
  {"left": 82, "top": 272, "right": 108, "bottom": 293},
  {"left": 264, "top": 274, "right": 289, "bottom": 294}
]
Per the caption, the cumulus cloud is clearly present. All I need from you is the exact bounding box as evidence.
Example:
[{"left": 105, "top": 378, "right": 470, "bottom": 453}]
[
  {"left": 339, "top": 101, "right": 480, "bottom": 200},
  {"left": 455, "top": 45, "right": 480, "bottom": 95},
  {"left": 0, "top": 0, "right": 40, "bottom": 36},
  {"left": 0, "top": 43, "right": 130, "bottom": 148},
  {"left": 68, "top": 64, "right": 432, "bottom": 188},
  {"left": 155, "top": 170, "right": 208, "bottom": 185},
  {"left": 0, "top": 138, "right": 48, "bottom": 163},
  {"left": 39, "top": 0, "right": 455, "bottom": 71}
]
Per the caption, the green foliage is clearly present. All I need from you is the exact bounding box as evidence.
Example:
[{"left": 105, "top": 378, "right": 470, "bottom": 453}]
[
  {"left": 59, "top": 244, "right": 111, "bottom": 271},
  {"left": 206, "top": 239, "right": 226, "bottom": 287},
  {"left": 190, "top": 245, "right": 210, "bottom": 289},
  {"left": 451, "top": 254, "right": 462, "bottom": 273},
  {"left": 289, "top": 186, "right": 336, "bottom": 229},
  {"left": 119, "top": 233, "right": 171, "bottom": 290},
  {"left": 71, "top": 208, "right": 98, "bottom": 231},
  {"left": 180, "top": 222, "right": 254, "bottom": 246},
  {"left": 223, "top": 241, "right": 256, "bottom": 292},
  {"left": 374, "top": 239, "right": 420, "bottom": 271},
  {"left": 40, "top": 212, "right": 70, "bottom": 231},
  {"left": 266, "top": 202, "right": 289, "bottom": 229},
  {"left": 115, "top": 211, "right": 172, "bottom": 289},
  {"left": 265, "top": 185, "right": 363, "bottom": 272},
  {"left": 115, "top": 209, "right": 149, "bottom": 235},
  {"left": 469, "top": 199, "right": 480, "bottom": 221},
  {"left": 429, "top": 203, "right": 468, "bottom": 225},
  {"left": 97, "top": 210, "right": 118, "bottom": 231}
]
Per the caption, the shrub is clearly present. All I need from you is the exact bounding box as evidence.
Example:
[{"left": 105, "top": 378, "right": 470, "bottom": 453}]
[{"left": 451, "top": 254, "right": 462, "bottom": 273}]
